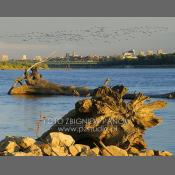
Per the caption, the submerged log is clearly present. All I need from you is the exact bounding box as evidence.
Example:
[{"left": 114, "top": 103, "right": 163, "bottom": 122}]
[
  {"left": 8, "top": 84, "right": 92, "bottom": 96},
  {"left": 39, "top": 85, "right": 166, "bottom": 152},
  {"left": 8, "top": 78, "right": 93, "bottom": 96},
  {"left": 124, "top": 92, "right": 175, "bottom": 99}
]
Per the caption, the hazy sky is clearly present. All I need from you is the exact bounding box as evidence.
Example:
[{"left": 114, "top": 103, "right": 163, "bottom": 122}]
[{"left": 0, "top": 17, "right": 175, "bottom": 58}]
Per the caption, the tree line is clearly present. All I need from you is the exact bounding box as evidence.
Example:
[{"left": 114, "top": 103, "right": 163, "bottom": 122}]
[{"left": 101, "top": 53, "right": 175, "bottom": 65}]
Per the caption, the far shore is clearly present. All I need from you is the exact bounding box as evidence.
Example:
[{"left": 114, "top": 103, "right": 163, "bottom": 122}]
[{"left": 1, "top": 64, "right": 175, "bottom": 70}]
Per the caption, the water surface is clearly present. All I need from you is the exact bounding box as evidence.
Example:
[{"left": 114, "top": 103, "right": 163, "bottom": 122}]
[{"left": 0, "top": 68, "right": 175, "bottom": 153}]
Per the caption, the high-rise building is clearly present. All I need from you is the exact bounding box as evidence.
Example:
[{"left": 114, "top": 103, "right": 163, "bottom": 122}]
[
  {"left": 146, "top": 50, "right": 154, "bottom": 56},
  {"left": 0, "top": 54, "right": 9, "bottom": 61},
  {"left": 21, "top": 55, "right": 27, "bottom": 60},
  {"left": 122, "top": 49, "right": 137, "bottom": 59},
  {"left": 138, "top": 51, "right": 145, "bottom": 56},
  {"left": 72, "top": 50, "right": 78, "bottom": 57},
  {"left": 33, "top": 56, "right": 43, "bottom": 61},
  {"left": 157, "top": 49, "right": 166, "bottom": 55}
]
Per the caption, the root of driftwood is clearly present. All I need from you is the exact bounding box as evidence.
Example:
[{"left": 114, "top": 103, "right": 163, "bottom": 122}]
[{"left": 39, "top": 84, "right": 167, "bottom": 153}]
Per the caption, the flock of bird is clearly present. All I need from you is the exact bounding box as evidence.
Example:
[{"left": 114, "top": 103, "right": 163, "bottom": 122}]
[{"left": 0, "top": 25, "right": 168, "bottom": 45}]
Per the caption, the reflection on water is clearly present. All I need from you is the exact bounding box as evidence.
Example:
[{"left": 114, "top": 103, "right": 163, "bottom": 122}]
[{"left": 0, "top": 69, "right": 175, "bottom": 153}]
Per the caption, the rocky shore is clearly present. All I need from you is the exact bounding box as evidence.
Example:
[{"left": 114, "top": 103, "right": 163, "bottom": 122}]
[
  {"left": 0, "top": 132, "right": 172, "bottom": 156},
  {"left": 0, "top": 85, "right": 173, "bottom": 156}
]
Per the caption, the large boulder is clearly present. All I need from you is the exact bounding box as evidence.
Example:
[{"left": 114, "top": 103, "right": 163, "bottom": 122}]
[{"left": 45, "top": 132, "right": 75, "bottom": 147}]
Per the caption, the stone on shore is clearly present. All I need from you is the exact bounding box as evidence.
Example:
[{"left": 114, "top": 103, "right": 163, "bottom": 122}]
[
  {"left": 128, "top": 147, "right": 140, "bottom": 155},
  {"left": 157, "top": 151, "right": 173, "bottom": 156},
  {"left": 51, "top": 146, "right": 69, "bottom": 156},
  {"left": 41, "top": 143, "right": 69, "bottom": 156},
  {"left": 12, "top": 152, "right": 37, "bottom": 156},
  {"left": 146, "top": 150, "right": 155, "bottom": 156},
  {"left": 0, "top": 133, "right": 173, "bottom": 156},
  {"left": 80, "top": 150, "right": 97, "bottom": 156},
  {"left": 91, "top": 147, "right": 100, "bottom": 155},
  {"left": 40, "top": 144, "right": 52, "bottom": 156},
  {"left": 0, "top": 140, "right": 20, "bottom": 153},
  {"left": 19, "top": 137, "right": 36, "bottom": 149},
  {"left": 69, "top": 144, "right": 88, "bottom": 156},
  {"left": 45, "top": 132, "right": 75, "bottom": 147},
  {"left": 102, "top": 146, "right": 128, "bottom": 156},
  {"left": 138, "top": 152, "right": 147, "bottom": 156},
  {"left": 25, "top": 143, "right": 43, "bottom": 156}
]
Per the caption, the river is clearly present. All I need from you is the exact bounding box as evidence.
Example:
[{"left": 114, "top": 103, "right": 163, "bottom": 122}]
[{"left": 0, "top": 68, "right": 175, "bottom": 153}]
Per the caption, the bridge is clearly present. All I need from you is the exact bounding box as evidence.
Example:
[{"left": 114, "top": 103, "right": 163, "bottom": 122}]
[{"left": 47, "top": 61, "right": 100, "bottom": 68}]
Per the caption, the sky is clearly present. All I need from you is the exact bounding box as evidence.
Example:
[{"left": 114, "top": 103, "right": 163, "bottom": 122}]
[{"left": 0, "top": 17, "right": 175, "bottom": 58}]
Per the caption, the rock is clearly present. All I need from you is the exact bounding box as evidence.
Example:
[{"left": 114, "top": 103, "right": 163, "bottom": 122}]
[
  {"left": 19, "top": 137, "right": 36, "bottom": 149},
  {"left": 138, "top": 152, "right": 146, "bottom": 156},
  {"left": 45, "top": 132, "right": 75, "bottom": 147},
  {"left": 69, "top": 144, "right": 90, "bottom": 156},
  {"left": 12, "top": 152, "right": 36, "bottom": 156},
  {"left": 146, "top": 150, "right": 155, "bottom": 156},
  {"left": 102, "top": 146, "right": 128, "bottom": 156},
  {"left": 41, "top": 143, "right": 69, "bottom": 156},
  {"left": 51, "top": 146, "right": 69, "bottom": 156},
  {"left": 91, "top": 147, "right": 100, "bottom": 155},
  {"left": 0, "top": 140, "right": 20, "bottom": 153},
  {"left": 0, "top": 136, "right": 35, "bottom": 148},
  {"left": 158, "top": 151, "right": 173, "bottom": 156},
  {"left": 128, "top": 147, "right": 140, "bottom": 155},
  {"left": 68, "top": 144, "right": 97, "bottom": 156},
  {"left": 69, "top": 145, "right": 80, "bottom": 156},
  {"left": 80, "top": 149, "right": 97, "bottom": 156},
  {"left": 152, "top": 150, "right": 173, "bottom": 156},
  {"left": 0, "top": 136, "right": 43, "bottom": 156},
  {"left": 41, "top": 144, "right": 52, "bottom": 156},
  {"left": 25, "top": 143, "right": 43, "bottom": 156}
]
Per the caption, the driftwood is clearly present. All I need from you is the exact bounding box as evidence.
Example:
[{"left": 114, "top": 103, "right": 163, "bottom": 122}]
[
  {"left": 39, "top": 85, "right": 166, "bottom": 152},
  {"left": 8, "top": 82, "right": 92, "bottom": 96},
  {"left": 124, "top": 92, "right": 175, "bottom": 99},
  {"left": 8, "top": 80, "right": 175, "bottom": 99}
]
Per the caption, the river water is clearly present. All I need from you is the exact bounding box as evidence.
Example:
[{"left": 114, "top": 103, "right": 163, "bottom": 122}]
[{"left": 0, "top": 68, "right": 175, "bottom": 153}]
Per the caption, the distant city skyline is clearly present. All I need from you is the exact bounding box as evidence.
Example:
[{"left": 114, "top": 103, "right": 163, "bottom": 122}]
[{"left": 0, "top": 17, "right": 175, "bottom": 58}]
